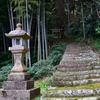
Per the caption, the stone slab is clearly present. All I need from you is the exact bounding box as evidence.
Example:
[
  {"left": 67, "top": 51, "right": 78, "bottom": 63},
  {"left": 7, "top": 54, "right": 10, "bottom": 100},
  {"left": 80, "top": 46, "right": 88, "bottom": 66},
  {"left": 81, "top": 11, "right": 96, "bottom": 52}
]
[
  {"left": 41, "top": 97, "right": 100, "bottom": 100},
  {"left": 54, "top": 69, "right": 100, "bottom": 77},
  {"left": 0, "top": 87, "right": 40, "bottom": 100},
  {"left": 52, "top": 78, "right": 100, "bottom": 86},
  {"left": 8, "top": 72, "right": 31, "bottom": 81},
  {"left": 57, "top": 67, "right": 91, "bottom": 71},
  {"left": 3, "top": 80, "right": 34, "bottom": 90},
  {"left": 43, "top": 89, "right": 99, "bottom": 97}
]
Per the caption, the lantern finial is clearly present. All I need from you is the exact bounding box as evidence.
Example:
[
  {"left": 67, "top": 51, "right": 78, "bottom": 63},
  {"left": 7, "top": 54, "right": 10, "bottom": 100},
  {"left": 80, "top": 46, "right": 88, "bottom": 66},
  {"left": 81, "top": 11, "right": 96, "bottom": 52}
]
[{"left": 16, "top": 23, "right": 22, "bottom": 30}]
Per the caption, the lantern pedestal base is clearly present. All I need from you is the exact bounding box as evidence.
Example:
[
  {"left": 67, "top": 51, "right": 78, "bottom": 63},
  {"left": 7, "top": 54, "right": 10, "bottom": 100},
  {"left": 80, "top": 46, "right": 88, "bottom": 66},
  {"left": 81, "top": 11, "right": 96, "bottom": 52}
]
[
  {"left": 0, "top": 87, "right": 40, "bottom": 100},
  {"left": 8, "top": 72, "right": 31, "bottom": 81},
  {"left": 0, "top": 72, "right": 40, "bottom": 100}
]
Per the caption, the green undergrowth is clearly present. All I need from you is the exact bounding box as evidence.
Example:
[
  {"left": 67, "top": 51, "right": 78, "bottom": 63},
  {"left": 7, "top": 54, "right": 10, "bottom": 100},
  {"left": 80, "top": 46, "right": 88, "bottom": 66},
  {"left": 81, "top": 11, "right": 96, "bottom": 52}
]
[
  {"left": 0, "top": 52, "right": 12, "bottom": 67},
  {"left": 0, "top": 64, "right": 13, "bottom": 87},
  {"left": 28, "top": 42, "right": 66, "bottom": 80},
  {"left": 47, "top": 83, "right": 100, "bottom": 91},
  {"left": 92, "top": 39, "right": 100, "bottom": 49},
  {"left": 91, "top": 38, "right": 100, "bottom": 54},
  {"left": 35, "top": 76, "right": 53, "bottom": 93},
  {"left": 35, "top": 76, "right": 53, "bottom": 100}
]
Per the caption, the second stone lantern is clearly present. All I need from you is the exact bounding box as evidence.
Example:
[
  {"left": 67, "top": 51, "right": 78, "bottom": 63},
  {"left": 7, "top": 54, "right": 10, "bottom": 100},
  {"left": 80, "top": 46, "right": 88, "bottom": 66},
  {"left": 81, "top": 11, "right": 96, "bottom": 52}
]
[{"left": 0, "top": 23, "right": 40, "bottom": 100}]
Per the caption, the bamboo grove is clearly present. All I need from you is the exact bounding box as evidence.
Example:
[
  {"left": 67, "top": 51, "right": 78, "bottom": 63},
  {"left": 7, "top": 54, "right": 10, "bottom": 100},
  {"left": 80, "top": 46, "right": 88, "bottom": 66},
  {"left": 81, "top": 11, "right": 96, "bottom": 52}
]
[
  {"left": 4, "top": 0, "right": 48, "bottom": 67},
  {"left": 1, "top": 0, "right": 100, "bottom": 67}
]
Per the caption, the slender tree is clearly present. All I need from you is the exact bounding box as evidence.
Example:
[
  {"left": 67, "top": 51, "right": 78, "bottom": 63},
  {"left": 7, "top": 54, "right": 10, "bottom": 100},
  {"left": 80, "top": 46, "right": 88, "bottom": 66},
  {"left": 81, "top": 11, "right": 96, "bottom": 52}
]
[
  {"left": 43, "top": 0, "right": 48, "bottom": 59},
  {"left": 37, "top": 0, "right": 41, "bottom": 61},
  {"left": 81, "top": 2, "right": 86, "bottom": 39}
]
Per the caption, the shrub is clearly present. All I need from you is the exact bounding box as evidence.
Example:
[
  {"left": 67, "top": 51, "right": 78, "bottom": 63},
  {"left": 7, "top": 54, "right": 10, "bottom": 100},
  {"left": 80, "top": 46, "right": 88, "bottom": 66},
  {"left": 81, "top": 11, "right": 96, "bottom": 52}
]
[
  {"left": 28, "top": 59, "right": 57, "bottom": 79},
  {"left": 28, "top": 42, "right": 66, "bottom": 80},
  {"left": 0, "top": 64, "right": 13, "bottom": 87}
]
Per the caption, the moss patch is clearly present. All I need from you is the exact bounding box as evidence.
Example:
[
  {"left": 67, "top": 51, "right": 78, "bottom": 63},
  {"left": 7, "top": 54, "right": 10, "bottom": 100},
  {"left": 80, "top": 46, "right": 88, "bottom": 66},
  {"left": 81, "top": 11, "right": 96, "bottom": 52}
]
[
  {"left": 43, "top": 95, "right": 100, "bottom": 99},
  {"left": 47, "top": 82, "right": 100, "bottom": 91}
]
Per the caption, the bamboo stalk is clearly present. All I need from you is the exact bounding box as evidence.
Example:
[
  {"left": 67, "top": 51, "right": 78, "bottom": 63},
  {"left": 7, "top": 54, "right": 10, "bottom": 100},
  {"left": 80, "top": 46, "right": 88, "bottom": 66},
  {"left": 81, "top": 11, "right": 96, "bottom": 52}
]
[
  {"left": 81, "top": 2, "right": 86, "bottom": 40},
  {"left": 37, "top": 0, "right": 41, "bottom": 62},
  {"left": 43, "top": 0, "right": 48, "bottom": 58},
  {"left": 41, "top": 0, "right": 45, "bottom": 60},
  {"left": 10, "top": 0, "right": 14, "bottom": 30},
  {"left": 7, "top": 1, "right": 12, "bottom": 31},
  {"left": 26, "top": 0, "right": 31, "bottom": 67}
]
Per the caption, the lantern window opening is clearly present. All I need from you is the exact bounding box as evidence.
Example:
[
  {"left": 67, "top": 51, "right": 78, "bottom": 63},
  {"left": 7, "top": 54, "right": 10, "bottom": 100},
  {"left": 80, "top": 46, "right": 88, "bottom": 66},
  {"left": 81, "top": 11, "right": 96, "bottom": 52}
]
[{"left": 16, "top": 39, "right": 20, "bottom": 45}]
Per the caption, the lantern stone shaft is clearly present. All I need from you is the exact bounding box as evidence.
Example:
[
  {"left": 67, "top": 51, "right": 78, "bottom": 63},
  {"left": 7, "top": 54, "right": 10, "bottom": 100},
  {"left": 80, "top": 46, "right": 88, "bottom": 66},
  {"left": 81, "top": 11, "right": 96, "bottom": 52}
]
[{"left": 5, "top": 23, "right": 32, "bottom": 72}]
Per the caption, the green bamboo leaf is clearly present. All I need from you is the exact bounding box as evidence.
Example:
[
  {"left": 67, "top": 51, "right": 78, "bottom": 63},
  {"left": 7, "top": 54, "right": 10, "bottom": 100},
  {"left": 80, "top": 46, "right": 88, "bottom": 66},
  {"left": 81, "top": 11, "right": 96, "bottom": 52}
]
[
  {"left": 13, "top": 6, "right": 25, "bottom": 12},
  {"left": 19, "top": 0, "right": 25, "bottom": 5}
]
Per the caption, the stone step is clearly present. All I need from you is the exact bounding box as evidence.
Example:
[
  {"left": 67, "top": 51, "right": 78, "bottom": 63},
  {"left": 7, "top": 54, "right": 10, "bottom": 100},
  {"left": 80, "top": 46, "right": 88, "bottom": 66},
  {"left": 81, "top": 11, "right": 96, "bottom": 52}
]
[
  {"left": 54, "top": 69, "right": 100, "bottom": 76},
  {"left": 60, "top": 60, "right": 99, "bottom": 65},
  {"left": 61, "top": 58, "right": 97, "bottom": 62},
  {"left": 57, "top": 65, "right": 100, "bottom": 71},
  {"left": 58, "top": 62, "right": 100, "bottom": 68},
  {"left": 57, "top": 67, "right": 91, "bottom": 71},
  {"left": 52, "top": 78, "right": 100, "bottom": 86},
  {"left": 65, "top": 52, "right": 96, "bottom": 57},
  {"left": 43, "top": 83, "right": 100, "bottom": 98},
  {"left": 41, "top": 96, "right": 100, "bottom": 100},
  {"left": 53, "top": 73, "right": 100, "bottom": 81}
]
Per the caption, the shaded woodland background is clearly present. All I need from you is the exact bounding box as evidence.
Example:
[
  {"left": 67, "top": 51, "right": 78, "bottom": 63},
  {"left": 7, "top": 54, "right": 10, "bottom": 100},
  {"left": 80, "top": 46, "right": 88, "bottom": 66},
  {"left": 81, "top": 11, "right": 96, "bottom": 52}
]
[{"left": 1, "top": 0, "right": 100, "bottom": 65}]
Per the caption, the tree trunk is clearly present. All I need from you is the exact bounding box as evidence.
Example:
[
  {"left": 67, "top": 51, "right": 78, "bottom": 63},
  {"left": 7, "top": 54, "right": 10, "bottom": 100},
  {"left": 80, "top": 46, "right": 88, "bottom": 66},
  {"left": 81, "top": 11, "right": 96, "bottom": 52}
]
[
  {"left": 1, "top": 24, "right": 6, "bottom": 53},
  {"left": 10, "top": 0, "right": 14, "bottom": 30},
  {"left": 43, "top": 0, "right": 48, "bottom": 59},
  {"left": 26, "top": 0, "right": 31, "bottom": 67},
  {"left": 67, "top": 3, "right": 70, "bottom": 32},
  {"left": 81, "top": 2, "right": 85, "bottom": 40},
  {"left": 37, "top": 0, "right": 41, "bottom": 61}
]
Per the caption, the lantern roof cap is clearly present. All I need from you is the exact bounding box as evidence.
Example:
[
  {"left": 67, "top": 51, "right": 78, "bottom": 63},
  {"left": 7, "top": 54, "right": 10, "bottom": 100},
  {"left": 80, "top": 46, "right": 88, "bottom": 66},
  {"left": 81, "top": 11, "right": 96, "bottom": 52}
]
[{"left": 5, "top": 23, "right": 32, "bottom": 39}]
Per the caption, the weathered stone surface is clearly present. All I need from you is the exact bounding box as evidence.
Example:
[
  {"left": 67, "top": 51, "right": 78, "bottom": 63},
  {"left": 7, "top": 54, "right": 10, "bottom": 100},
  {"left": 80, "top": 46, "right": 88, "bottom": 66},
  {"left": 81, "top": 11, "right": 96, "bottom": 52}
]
[
  {"left": 73, "top": 80, "right": 88, "bottom": 86},
  {"left": 41, "top": 97, "right": 100, "bottom": 100},
  {"left": 43, "top": 89, "right": 97, "bottom": 97},
  {"left": 51, "top": 81, "right": 72, "bottom": 87},
  {"left": 8, "top": 72, "right": 31, "bottom": 81},
  {"left": 0, "top": 87, "right": 40, "bottom": 100},
  {"left": 72, "top": 89, "right": 95, "bottom": 97},
  {"left": 58, "top": 67, "right": 92, "bottom": 71},
  {"left": 3, "top": 80, "right": 34, "bottom": 90},
  {"left": 77, "top": 97, "right": 98, "bottom": 100},
  {"left": 54, "top": 69, "right": 100, "bottom": 77},
  {"left": 52, "top": 78, "right": 100, "bottom": 87},
  {"left": 53, "top": 76, "right": 76, "bottom": 81}
]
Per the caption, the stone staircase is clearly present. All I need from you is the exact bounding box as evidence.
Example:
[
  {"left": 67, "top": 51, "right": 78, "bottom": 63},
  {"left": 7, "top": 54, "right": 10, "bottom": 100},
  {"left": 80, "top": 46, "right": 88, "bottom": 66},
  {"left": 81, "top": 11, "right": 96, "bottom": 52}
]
[{"left": 41, "top": 42, "right": 100, "bottom": 100}]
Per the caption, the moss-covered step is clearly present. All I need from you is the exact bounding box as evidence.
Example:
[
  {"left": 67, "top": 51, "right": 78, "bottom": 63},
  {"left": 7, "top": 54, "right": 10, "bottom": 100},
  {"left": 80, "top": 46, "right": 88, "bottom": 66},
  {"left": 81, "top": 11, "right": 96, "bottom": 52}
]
[
  {"left": 53, "top": 73, "right": 100, "bottom": 81},
  {"left": 43, "top": 83, "right": 100, "bottom": 97},
  {"left": 61, "top": 57, "right": 97, "bottom": 62},
  {"left": 60, "top": 61, "right": 99, "bottom": 65},
  {"left": 58, "top": 66, "right": 92, "bottom": 72},
  {"left": 57, "top": 63, "right": 100, "bottom": 68},
  {"left": 57, "top": 64, "right": 100, "bottom": 72},
  {"left": 60, "top": 60, "right": 100, "bottom": 66},
  {"left": 52, "top": 78, "right": 100, "bottom": 86},
  {"left": 41, "top": 96, "right": 100, "bottom": 100},
  {"left": 54, "top": 69, "right": 100, "bottom": 76},
  {"left": 62, "top": 53, "right": 97, "bottom": 58}
]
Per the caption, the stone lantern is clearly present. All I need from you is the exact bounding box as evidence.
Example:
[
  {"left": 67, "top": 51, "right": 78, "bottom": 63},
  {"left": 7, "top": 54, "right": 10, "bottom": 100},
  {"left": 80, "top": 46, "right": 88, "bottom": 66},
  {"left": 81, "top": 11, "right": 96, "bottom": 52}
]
[
  {"left": 5, "top": 23, "right": 32, "bottom": 72},
  {"left": 0, "top": 23, "right": 40, "bottom": 100}
]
